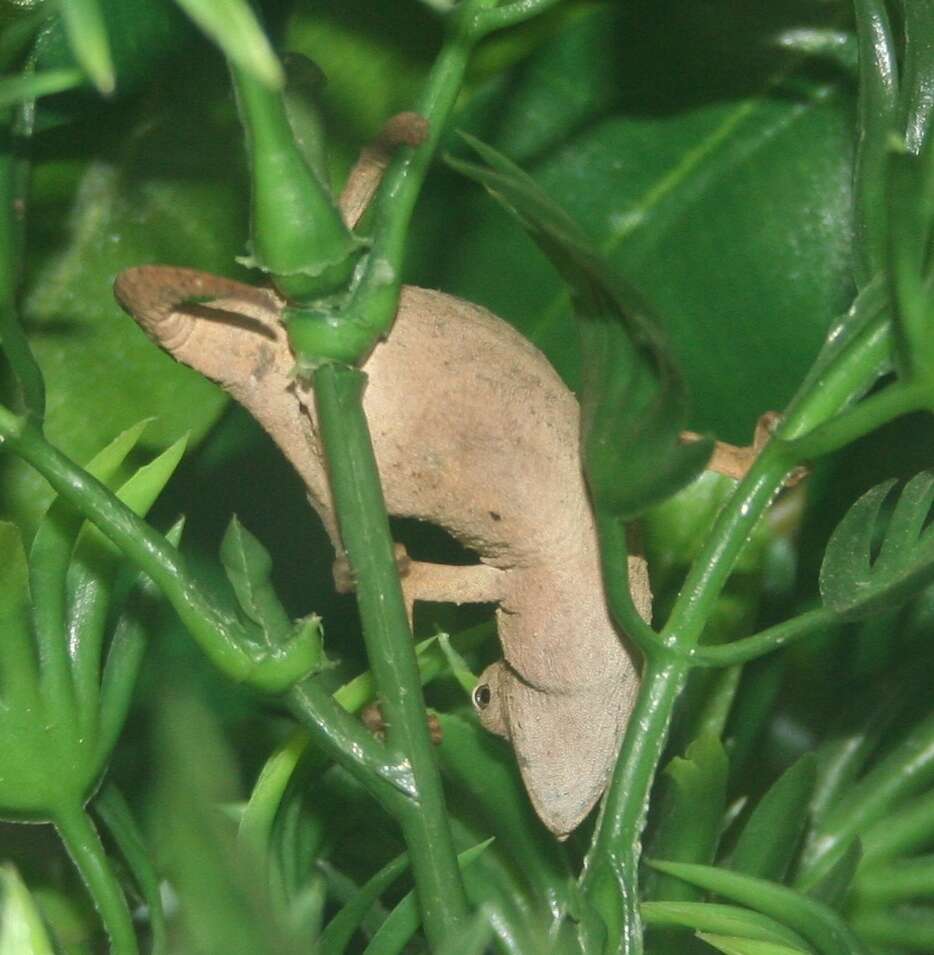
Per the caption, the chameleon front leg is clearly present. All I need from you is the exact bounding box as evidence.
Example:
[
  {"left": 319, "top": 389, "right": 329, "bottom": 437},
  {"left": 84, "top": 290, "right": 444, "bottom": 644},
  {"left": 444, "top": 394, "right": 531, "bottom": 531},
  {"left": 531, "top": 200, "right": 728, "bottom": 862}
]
[{"left": 684, "top": 411, "right": 807, "bottom": 484}]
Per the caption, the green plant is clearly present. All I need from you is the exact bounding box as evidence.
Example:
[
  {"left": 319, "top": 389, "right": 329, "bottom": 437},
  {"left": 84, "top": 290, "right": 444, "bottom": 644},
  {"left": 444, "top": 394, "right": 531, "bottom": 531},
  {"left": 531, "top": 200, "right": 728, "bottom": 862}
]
[{"left": 1, "top": 1, "right": 934, "bottom": 953}]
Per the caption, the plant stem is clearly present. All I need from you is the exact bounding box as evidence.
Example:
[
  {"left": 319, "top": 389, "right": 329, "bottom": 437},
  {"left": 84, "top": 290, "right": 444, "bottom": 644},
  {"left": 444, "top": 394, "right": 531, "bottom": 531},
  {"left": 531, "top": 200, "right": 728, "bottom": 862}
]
[
  {"left": 580, "top": 658, "right": 690, "bottom": 954},
  {"left": 583, "top": 277, "right": 905, "bottom": 949},
  {"left": 686, "top": 606, "right": 837, "bottom": 667},
  {"left": 301, "top": 0, "right": 498, "bottom": 364},
  {"left": 53, "top": 800, "right": 138, "bottom": 955},
  {"left": 782, "top": 381, "right": 931, "bottom": 461},
  {"left": 311, "top": 364, "right": 468, "bottom": 944},
  {"left": 0, "top": 408, "right": 319, "bottom": 693}
]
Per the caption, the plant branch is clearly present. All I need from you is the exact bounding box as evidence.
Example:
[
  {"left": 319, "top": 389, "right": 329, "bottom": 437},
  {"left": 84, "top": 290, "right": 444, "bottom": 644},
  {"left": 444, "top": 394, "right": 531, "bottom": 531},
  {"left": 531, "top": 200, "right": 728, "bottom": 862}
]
[
  {"left": 287, "top": 0, "right": 500, "bottom": 365},
  {"left": 53, "top": 800, "right": 138, "bottom": 955},
  {"left": 311, "top": 364, "right": 468, "bottom": 943},
  {"left": 687, "top": 607, "right": 837, "bottom": 667}
]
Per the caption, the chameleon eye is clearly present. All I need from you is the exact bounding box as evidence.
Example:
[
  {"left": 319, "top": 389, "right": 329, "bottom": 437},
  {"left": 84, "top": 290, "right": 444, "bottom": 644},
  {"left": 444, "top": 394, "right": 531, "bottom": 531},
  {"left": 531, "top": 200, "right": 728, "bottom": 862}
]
[{"left": 473, "top": 683, "right": 493, "bottom": 710}]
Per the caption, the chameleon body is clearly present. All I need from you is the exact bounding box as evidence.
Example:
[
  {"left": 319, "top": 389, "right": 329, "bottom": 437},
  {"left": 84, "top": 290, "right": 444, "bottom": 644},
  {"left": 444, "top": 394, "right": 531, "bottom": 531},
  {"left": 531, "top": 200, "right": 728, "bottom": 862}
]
[{"left": 114, "top": 266, "right": 650, "bottom": 838}]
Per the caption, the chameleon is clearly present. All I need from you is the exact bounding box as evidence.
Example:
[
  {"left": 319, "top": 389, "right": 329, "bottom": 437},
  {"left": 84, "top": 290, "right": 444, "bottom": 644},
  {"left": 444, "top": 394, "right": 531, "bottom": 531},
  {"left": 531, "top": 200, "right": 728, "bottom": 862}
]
[{"left": 113, "top": 114, "right": 763, "bottom": 838}]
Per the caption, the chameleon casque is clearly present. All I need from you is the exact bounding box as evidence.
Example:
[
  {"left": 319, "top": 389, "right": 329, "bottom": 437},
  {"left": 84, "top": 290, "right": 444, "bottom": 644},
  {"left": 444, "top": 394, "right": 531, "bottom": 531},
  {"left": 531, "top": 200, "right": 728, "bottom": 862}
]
[{"left": 114, "top": 114, "right": 756, "bottom": 838}]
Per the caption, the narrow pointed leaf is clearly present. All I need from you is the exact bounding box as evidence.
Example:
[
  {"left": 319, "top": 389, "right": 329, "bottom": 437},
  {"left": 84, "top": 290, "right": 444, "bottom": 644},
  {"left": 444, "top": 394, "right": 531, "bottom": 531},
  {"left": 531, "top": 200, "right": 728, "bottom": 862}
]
[
  {"left": 805, "top": 840, "right": 860, "bottom": 911},
  {"left": 648, "top": 861, "right": 867, "bottom": 955},
  {"left": 30, "top": 418, "right": 151, "bottom": 650},
  {"left": 698, "top": 933, "right": 810, "bottom": 955},
  {"left": 361, "top": 840, "right": 494, "bottom": 955},
  {"left": 220, "top": 517, "right": 292, "bottom": 642},
  {"left": 730, "top": 756, "right": 816, "bottom": 881},
  {"left": 316, "top": 851, "right": 410, "bottom": 955},
  {"left": 59, "top": 0, "right": 115, "bottom": 94},
  {"left": 641, "top": 902, "right": 811, "bottom": 951},
  {"left": 448, "top": 135, "right": 709, "bottom": 520},
  {"left": 173, "top": 0, "right": 282, "bottom": 88},
  {"left": 0, "top": 69, "right": 84, "bottom": 110},
  {"left": 645, "top": 735, "right": 729, "bottom": 902}
]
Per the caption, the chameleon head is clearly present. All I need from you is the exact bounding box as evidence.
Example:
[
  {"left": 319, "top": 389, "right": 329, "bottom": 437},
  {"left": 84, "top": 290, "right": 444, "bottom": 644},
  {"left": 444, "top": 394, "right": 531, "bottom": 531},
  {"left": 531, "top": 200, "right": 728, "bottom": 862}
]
[{"left": 472, "top": 659, "right": 633, "bottom": 839}]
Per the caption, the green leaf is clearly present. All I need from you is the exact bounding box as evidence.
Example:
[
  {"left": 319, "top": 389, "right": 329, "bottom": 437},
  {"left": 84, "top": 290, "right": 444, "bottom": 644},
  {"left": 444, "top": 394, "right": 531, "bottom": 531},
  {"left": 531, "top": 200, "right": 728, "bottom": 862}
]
[
  {"left": 414, "top": 3, "right": 856, "bottom": 442},
  {"left": 645, "top": 735, "right": 729, "bottom": 903},
  {"left": 804, "top": 839, "right": 860, "bottom": 911},
  {"left": 75, "top": 431, "right": 188, "bottom": 565},
  {"left": 798, "top": 710, "right": 934, "bottom": 889},
  {"left": 449, "top": 134, "right": 710, "bottom": 519},
  {"left": 0, "top": 69, "right": 84, "bottom": 109},
  {"left": 92, "top": 783, "right": 167, "bottom": 955},
  {"left": 220, "top": 516, "right": 292, "bottom": 642},
  {"left": 58, "top": 0, "right": 115, "bottom": 94},
  {"left": 698, "top": 933, "right": 810, "bottom": 955},
  {"left": 361, "top": 839, "right": 493, "bottom": 955},
  {"left": 0, "top": 864, "right": 55, "bottom": 955},
  {"left": 819, "top": 472, "right": 934, "bottom": 619},
  {"left": 730, "top": 756, "right": 817, "bottom": 882},
  {"left": 641, "top": 901, "right": 812, "bottom": 951},
  {"left": 436, "top": 714, "right": 575, "bottom": 917},
  {"left": 3, "top": 51, "right": 247, "bottom": 531},
  {"left": 647, "top": 861, "right": 867, "bottom": 955},
  {"left": 174, "top": 0, "right": 283, "bottom": 89},
  {"left": 316, "top": 851, "right": 409, "bottom": 955}
]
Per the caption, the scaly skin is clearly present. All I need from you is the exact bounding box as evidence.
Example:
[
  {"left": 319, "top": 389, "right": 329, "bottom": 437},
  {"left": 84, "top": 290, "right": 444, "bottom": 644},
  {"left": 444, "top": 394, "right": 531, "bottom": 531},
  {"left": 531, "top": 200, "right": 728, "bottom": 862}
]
[{"left": 114, "top": 262, "right": 650, "bottom": 838}]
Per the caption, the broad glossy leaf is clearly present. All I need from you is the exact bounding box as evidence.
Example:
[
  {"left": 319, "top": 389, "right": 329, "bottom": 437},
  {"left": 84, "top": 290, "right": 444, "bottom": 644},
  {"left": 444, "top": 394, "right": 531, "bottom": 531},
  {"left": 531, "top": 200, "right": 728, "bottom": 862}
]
[
  {"left": 820, "top": 472, "right": 934, "bottom": 619},
  {"left": 413, "top": 2, "right": 857, "bottom": 443},
  {"left": 730, "top": 756, "right": 816, "bottom": 882},
  {"left": 645, "top": 735, "right": 729, "bottom": 903},
  {"left": 450, "top": 135, "right": 711, "bottom": 519},
  {"left": 2, "top": 52, "right": 249, "bottom": 530}
]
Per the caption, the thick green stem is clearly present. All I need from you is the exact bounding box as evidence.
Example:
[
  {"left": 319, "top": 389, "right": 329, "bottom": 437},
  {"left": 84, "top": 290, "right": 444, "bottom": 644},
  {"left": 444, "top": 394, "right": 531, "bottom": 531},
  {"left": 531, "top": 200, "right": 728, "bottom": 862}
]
[
  {"left": 782, "top": 381, "right": 931, "bottom": 461},
  {"left": 311, "top": 364, "right": 467, "bottom": 944},
  {"left": 0, "top": 408, "right": 320, "bottom": 693},
  {"left": 0, "top": 406, "right": 404, "bottom": 805},
  {"left": 53, "top": 800, "right": 138, "bottom": 955},
  {"left": 289, "top": 0, "right": 498, "bottom": 365},
  {"left": 231, "top": 66, "right": 358, "bottom": 301},
  {"left": 852, "top": 0, "right": 898, "bottom": 284},
  {"left": 687, "top": 606, "right": 837, "bottom": 667},
  {"left": 584, "top": 274, "right": 902, "bottom": 950},
  {"left": 580, "top": 658, "right": 689, "bottom": 954}
]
